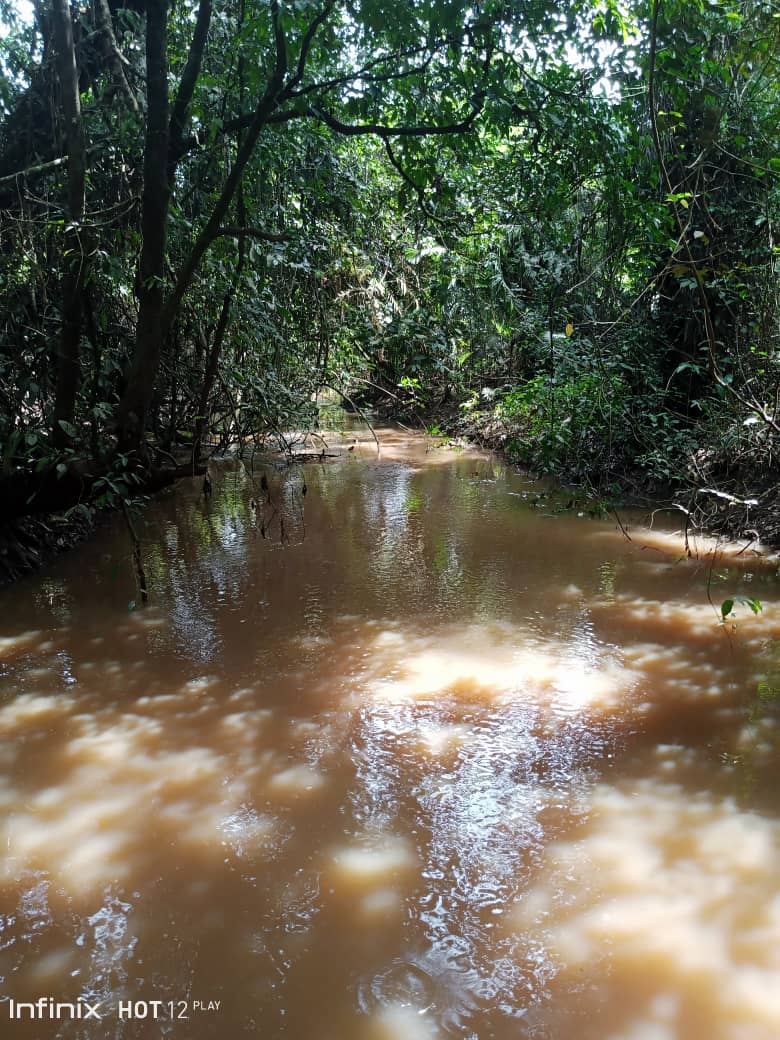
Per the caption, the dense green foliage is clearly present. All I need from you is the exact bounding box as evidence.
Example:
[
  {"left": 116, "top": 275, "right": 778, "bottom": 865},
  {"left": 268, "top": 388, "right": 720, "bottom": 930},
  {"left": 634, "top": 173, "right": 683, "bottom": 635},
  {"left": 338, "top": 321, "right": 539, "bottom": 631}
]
[{"left": 1, "top": 0, "right": 779, "bottom": 534}]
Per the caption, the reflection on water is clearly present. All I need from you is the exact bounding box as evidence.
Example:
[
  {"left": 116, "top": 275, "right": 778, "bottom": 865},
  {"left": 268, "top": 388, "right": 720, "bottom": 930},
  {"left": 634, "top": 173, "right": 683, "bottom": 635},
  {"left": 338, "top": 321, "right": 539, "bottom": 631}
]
[{"left": 1, "top": 427, "right": 779, "bottom": 1039}]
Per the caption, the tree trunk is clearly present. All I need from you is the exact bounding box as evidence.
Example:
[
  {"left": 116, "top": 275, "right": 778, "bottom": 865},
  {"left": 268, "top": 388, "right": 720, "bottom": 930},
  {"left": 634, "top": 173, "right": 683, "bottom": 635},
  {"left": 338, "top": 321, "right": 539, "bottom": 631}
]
[
  {"left": 192, "top": 176, "right": 248, "bottom": 466},
  {"left": 117, "top": 0, "right": 286, "bottom": 458},
  {"left": 115, "top": 0, "right": 170, "bottom": 456},
  {"left": 193, "top": 254, "right": 245, "bottom": 466},
  {"left": 162, "top": 1, "right": 287, "bottom": 336},
  {"left": 52, "top": 0, "right": 86, "bottom": 447}
]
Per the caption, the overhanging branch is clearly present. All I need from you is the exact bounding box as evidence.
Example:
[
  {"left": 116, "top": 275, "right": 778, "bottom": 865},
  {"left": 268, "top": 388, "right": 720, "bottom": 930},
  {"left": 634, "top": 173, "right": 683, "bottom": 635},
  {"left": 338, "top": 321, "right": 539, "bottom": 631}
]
[
  {"left": 216, "top": 226, "right": 290, "bottom": 242},
  {"left": 168, "top": 0, "right": 213, "bottom": 180},
  {"left": 308, "top": 101, "right": 483, "bottom": 137},
  {"left": 381, "top": 136, "right": 458, "bottom": 227}
]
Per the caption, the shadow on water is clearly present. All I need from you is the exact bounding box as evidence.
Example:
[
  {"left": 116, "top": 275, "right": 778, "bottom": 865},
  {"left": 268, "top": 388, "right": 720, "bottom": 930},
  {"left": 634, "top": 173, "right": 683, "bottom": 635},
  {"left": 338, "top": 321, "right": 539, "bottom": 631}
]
[{"left": 0, "top": 427, "right": 779, "bottom": 1039}]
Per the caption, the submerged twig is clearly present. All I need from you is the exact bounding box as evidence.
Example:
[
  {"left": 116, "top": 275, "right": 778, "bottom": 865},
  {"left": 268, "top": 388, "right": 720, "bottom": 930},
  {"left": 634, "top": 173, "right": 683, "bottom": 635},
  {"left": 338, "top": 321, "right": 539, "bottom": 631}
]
[{"left": 612, "top": 507, "right": 632, "bottom": 542}]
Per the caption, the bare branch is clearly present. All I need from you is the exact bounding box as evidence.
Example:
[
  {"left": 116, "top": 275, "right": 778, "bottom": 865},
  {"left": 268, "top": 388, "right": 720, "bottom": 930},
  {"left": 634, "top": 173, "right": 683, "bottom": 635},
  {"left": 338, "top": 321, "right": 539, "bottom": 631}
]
[
  {"left": 0, "top": 153, "right": 69, "bottom": 189},
  {"left": 381, "top": 136, "right": 457, "bottom": 227},
  {"left": 286, "top": 47, "right": 433, "bottom": 100},
  {"left": 172, "top": 45, "right": 442, "bottom": 158}
]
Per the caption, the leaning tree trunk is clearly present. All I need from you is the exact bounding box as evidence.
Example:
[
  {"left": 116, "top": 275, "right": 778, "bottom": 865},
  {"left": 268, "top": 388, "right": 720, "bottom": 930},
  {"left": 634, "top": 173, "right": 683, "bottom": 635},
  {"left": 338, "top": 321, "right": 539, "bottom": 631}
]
[
  {"left": 52, "top": 0, "right": 86, "bottom": 447},
  {"left": 115, "top": 0, "right": 170, "bottom": 456}
]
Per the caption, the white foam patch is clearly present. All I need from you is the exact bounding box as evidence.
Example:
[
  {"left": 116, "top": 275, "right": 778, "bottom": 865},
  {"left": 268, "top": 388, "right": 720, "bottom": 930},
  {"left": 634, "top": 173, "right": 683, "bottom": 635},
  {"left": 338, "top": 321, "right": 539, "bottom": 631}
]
[
  {"left": 507, "top": 779, "right": 780, "bottom": 1035},
  {"left": 268, "top": 765, "right": 325, "bottom": 794}
]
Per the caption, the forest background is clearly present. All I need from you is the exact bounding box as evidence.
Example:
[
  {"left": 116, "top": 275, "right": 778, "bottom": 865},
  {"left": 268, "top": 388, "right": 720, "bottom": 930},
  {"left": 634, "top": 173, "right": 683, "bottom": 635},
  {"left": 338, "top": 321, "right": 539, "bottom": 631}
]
[{"left": 1, "top": 0, "right": 780, "bottom": 569}]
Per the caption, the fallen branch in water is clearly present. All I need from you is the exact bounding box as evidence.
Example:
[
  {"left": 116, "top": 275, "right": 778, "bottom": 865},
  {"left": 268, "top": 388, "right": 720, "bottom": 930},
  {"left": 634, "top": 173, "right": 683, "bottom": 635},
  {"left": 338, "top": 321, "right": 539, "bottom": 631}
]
[
  {"left": 612, "top": 507, "right": 632, "bottom": 542},
  {"left": 289, "top": 451, "right": 339, "bottom": 460},
  {"left": 121, "top": 500, "right": 148, "bottom": 604},
  {"left": 322, "top": 381, "right": 380, "bottom": 456}
]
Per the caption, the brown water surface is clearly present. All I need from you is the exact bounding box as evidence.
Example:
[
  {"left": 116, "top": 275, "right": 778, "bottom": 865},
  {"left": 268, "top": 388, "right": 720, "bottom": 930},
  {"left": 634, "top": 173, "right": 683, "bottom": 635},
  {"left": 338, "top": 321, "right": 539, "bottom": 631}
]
[{"left": 1, "top": 427, "right": 779, "bottom": 1039}]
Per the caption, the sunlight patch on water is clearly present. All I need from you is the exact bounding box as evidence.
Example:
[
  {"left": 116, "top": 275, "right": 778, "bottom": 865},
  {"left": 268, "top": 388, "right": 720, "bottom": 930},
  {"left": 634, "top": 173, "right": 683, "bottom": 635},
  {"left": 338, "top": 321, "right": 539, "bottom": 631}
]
[
  {"left": 0, "top": 702, "right": 281, "bottom": 891},
  {"left": 329, "top": 838, "right": 419, "bottom": 887},
  {"left": 27, "top": 946, "right": 79, "bottom": 985},
  {"left": 219, "top": 707, "right": 273, "bottom": 734},
  {"left": 592, "top": 523, "right": 778, "bottom": 566},
  {"left": 620, "top": 642, "right": 728, "bottom": 702},
  {"left": 596, "top": 594, "right": 779, "bottom": 648},
  {"left": 359, "top": 622, "right": 635, "bottom": 712},
  {"left": 125, "top": 611, "right": 167, "bottom": 629},
  {"left": 268, "top": 763, "right": 326, "bottom": 796},
  {"left": 413, "top": 722, "right": 472, "bottom": 757},
  {"left": 364, "top": 1003, "right": 440, "bottom": 1040},
  {"left": 359, "top": 887, "right": 405, "bottom": 921},
  {"left": 0, "top": 629, "right": 44, "bottom": 659}
]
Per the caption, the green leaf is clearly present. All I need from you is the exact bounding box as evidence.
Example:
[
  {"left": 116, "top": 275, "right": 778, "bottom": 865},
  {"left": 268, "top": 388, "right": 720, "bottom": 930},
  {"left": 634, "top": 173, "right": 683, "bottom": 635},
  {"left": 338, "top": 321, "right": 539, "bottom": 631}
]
[
  {"left": 58, "top": 419, "right": 78, "bottom": 439},
  {"left": 722, "top": 596, "right": 763, "bottom": 620}
]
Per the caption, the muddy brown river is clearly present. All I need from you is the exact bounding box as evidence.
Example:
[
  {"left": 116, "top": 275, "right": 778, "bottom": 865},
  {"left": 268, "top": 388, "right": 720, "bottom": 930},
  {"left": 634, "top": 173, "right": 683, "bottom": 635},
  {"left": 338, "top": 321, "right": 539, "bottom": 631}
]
[{"left": 1, "top": 427, "right": 779, "bottom": 1039}]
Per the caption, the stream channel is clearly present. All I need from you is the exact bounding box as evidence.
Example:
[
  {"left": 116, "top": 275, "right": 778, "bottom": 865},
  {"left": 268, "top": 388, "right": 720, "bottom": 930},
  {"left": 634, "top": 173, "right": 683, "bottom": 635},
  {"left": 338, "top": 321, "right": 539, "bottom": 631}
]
[{"left": 1, "top": 424, "right": 779, "bottom": 1040}]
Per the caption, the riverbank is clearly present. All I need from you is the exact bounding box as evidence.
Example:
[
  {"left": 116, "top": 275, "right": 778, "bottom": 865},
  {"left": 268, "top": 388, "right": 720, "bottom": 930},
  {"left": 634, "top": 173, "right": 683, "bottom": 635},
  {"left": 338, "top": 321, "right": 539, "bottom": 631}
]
[
  {"left": 0, "top": 510, "right": 97, "bottom": 586},
  {"left": 413, "top": 397, "right": 780, "bottom": 554},
  {"left": 3, "top": 405, "right": 777, "bottom": 588}
]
